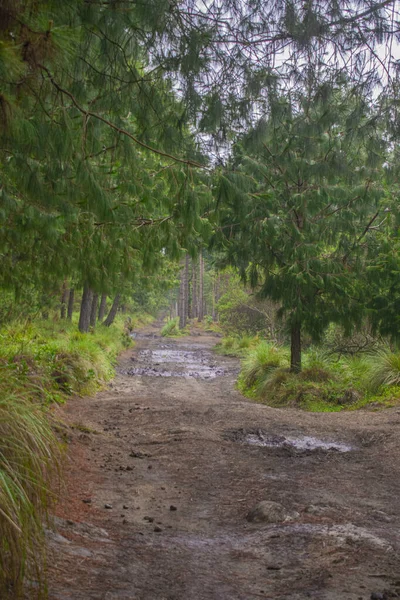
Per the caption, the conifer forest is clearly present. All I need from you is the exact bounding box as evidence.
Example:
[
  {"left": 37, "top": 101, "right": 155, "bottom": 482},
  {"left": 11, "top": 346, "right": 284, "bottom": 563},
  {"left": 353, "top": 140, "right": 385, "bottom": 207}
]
[{"left": 4, "top": 2, "right": 400, "bottom": 599}]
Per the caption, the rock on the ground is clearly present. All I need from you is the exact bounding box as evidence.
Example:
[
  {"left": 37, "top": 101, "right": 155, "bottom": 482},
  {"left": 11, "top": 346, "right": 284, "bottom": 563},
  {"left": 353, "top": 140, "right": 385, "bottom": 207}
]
[{"left": 246, "top": 501, "right": 290, "bottom": 524}]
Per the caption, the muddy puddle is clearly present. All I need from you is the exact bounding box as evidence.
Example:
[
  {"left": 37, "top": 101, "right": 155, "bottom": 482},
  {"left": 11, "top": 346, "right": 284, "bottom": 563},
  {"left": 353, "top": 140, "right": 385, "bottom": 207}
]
[
  {"left": 227, "top": 428, "right": 354, "bottom": 453},
  {"left": 121, "top": 345, "right": 234, "bottom": 379}
]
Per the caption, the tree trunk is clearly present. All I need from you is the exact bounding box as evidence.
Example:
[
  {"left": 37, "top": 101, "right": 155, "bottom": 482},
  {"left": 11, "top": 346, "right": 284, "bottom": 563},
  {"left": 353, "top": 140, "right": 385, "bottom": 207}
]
[
  {"left": 213, "top": 274, "right": 220, "bottom": 321},
  {"left": 184, "top": 253, "right": 189, "bottom": 324},
  {"left": 290, "top": 322, "right": 302, "bottom": 373},
  {"left": 60, "top": 281, "right": 68, "bottom": 319},
  {"left": 103, "top": 293, "right": 120, "bottom": 327},
  {"left": 198, "top": 251, "right": 204, "bottom": 322},
  {"left": 192, "top": 258, "right": 198, "bottom": 319},
  {"left": 178, "top": 257, "right": 188, "bottom": 330},
  {"left": 67, "top": 288, "right": 74, "bottom": 321},
  {"left": 98, "top": 293, "right": 107, "bottom": 321},
  {"left": 90, "top": 293, "right": 99, "bottom": 328},
  {"left": 78, "top": 285, "right": 93, "bottom": 333}
]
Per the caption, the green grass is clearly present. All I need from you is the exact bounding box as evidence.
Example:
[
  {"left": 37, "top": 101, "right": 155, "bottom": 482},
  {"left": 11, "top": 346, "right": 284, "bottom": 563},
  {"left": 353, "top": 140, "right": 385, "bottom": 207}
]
[
  {"left": 224, "top": 337, "right": 400, "bottom": 412},
  {"left": 0, "top": 310, "right": 150, "bottom": 597},
  {"left": 161, "top": 317, "right": 180, "bottom": 337},
  {"left": 0, "top": 375, "right": 60, "bottom": 598},
  {"left": 214, "top": 334, "right": 259, "bottom": 357}
]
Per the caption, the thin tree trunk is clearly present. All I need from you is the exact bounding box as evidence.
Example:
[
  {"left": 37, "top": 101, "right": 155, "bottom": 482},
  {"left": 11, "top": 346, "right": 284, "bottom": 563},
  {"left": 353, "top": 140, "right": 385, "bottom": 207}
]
[
  {"left": 90, "top": 293, "right": 99, "bottom": 328},
  {"left": 60, "top": 281, "right": 68, "bottom": 319},
  {"left": 198, "top": 251, "right": 204, "bottom": 322},
  {"left": 290, "top": 322, "right": 302, "bottom": 373},
  {"left": 98, "top": 293, "right": 107, "bottom": 321},
  {"left": 178, "top": 259, "right": 186, "bottom": 329},
  {"left": 184, "top": 253, "right": 189, "bottom": 324},
  {"left": 213, "top": 274, "right": 220, "bottom": 321},
  {"left": 67, "top": 288, "right": 74, "bottom": 321},
  {"left": 192, "top": 258, "right": 198, "bottom": 319},
  {"left": 78, "top": 285, "right": 93, "bottom": 333},
  {"left": 103, "top": 293, "right": 120, "bottom": 327}
]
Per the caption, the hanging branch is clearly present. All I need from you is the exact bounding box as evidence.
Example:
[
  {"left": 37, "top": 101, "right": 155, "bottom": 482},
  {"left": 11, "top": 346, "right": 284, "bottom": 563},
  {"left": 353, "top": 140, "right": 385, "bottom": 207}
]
[{"left": 39, "top": 64, "right": 206, "bottom": 170}]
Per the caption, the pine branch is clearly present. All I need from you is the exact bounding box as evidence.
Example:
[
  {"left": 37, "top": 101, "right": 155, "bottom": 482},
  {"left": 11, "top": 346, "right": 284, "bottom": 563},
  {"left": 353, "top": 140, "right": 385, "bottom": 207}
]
[{"left": 39, "top": 65, "right": 206, "bottom": 169}]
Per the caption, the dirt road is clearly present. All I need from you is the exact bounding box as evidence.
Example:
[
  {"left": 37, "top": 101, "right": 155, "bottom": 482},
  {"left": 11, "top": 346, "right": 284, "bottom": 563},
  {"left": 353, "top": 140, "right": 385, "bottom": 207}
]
[{"left": 48, "top": 325, "right": 400, "bottom": 600}]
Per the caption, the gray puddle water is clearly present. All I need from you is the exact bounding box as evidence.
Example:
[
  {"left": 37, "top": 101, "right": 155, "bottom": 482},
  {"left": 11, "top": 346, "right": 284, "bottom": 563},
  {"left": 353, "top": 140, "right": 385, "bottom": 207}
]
[
  {"left": 246, "top": 431, "right": 353, "bottom": 452},
  {"left": 228, "top": 429, "right": 354, "bottom": 453},
  {"left": 122, "top": 344, "right": 234, "bottom": 379}
]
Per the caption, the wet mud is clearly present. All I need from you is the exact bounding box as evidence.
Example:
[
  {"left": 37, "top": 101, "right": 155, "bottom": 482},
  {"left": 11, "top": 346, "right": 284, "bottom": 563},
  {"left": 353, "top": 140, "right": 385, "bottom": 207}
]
[{"left": 121, "top": 344, "right": 234, "bottom": 379}]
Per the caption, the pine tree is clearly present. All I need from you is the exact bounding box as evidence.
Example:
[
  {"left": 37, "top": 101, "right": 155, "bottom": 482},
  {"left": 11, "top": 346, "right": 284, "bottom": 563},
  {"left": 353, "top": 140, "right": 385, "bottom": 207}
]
[{"left": 216, "top": 85, "right": 386, "bottom": 370}]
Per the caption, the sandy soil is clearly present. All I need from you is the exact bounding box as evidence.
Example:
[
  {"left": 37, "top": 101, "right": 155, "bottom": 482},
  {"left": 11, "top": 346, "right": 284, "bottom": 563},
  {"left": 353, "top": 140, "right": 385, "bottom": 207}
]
[{"left": 47, "top": 324, "right": 400, "bottom": 600}]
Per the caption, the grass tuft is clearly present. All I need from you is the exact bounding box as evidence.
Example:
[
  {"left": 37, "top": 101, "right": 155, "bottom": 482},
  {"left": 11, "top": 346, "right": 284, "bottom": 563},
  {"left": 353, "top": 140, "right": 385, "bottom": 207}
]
[
  {"left": 367, "top": 348, "right": 400, "bottom": 391},
  {"left": 161, "top": 317, "right": 180, "bottom": 337}
]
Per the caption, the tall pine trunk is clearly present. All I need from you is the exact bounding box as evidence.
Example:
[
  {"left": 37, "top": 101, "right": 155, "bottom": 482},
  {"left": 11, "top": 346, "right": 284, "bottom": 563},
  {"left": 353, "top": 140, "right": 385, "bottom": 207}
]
[
  {"left": 178, "top": 256, "right": 189, "bottom": 330},
  {"left": 103, "top": 293, "right": 120, "bottom": 327},
  {"left": 90, "top": 293, "right": 99, "bottom": 328},
  {"left": 290, "top": 322, "right": 302, "bottom": 373},
  {"left": 184, "top": 253, "right": 189, "bottom": 324},
  {"left": 212, "top": 274, "right": 220, "bottom": 322},
  {"left": 198, "top": 251, "right": 204, "bottom": 322},
  {"left": 67, "top": 288, "right": 74, "bottom": 321},
  {"left": 98, "top": 293, "right": 107, "bottom": 321},
  {"left": 78, "top": 285, "right": 93, "bottom": 333},
  {"left": 60, "top": 281, "right": 68, "bottom": 319},
  {"left": 192, "top": 258, "right": 198, "bottom": 319}
]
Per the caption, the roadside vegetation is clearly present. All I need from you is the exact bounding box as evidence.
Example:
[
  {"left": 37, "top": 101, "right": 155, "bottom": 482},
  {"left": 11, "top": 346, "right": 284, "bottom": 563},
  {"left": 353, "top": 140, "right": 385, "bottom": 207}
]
[
  {"left": 216, "top": 332, "right": 400, "bottom": 412},
  {"left": 0, "top": 309, "right": 152, "bottom": 598}
]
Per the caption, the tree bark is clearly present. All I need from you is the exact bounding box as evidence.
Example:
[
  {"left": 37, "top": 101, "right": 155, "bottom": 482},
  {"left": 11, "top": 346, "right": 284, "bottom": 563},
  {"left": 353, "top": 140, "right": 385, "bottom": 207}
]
[
  {"left": 78, "top": 285, "right": 93, "bottom": 333},
  {"left": 98, "top": 293, "right": 107, "bottom": 321},
  {"left": 103, "top": 293, "right": 120, "bottom": 327},
  {"left": 178, "top": 257, "right": 188, "bottom": 330},
  {"left": 184, "top": 253, "right": 189, "bottom": 324},
  {"left": 178, "top": 265, "right": 184, "bottom": 329},
  {"left": 192, "top": 258, "right": 198, "bottom": 319},
  {"left": 198, "top": 251, "right": 204, "bottom": 322},
  {"left": 60, "top": 281, "right": 68, "bottom": 319},
  {"left": 90, "top": 293, "right": 99, "bottom": 328},
  {"left": 67, "top": 288, "right": 74, "bottom": 321},
  {"left": 290, "top": 322, "right": 302, "bottom": 373}
]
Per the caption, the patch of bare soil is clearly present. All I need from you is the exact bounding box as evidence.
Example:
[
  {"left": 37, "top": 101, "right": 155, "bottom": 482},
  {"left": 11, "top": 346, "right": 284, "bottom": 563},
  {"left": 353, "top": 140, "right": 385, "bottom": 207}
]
[{"left": 47, "top": 325, "right": 400, "bottom": 600}]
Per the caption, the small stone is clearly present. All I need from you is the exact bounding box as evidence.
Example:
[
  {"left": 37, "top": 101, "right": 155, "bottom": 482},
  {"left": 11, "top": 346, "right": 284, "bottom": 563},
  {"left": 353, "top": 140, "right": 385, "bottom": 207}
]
[
  {"left": 126, "top": 466, "right": 134, "bottom": 471},
  {"left": 153, "top": 526, "right": 162, "bottom": 533},
  {"left": 123, "top": 505, "right": 129, "bottom": 510},
  {"left": 148, "top": 465, "right": 152, "bottom": 469},
  {"left": 144, "top": 516, "right": 154, "bottom": 523},
  {"left": 371, "top": 593, "right": 385, "bottom": 600},
  {"left": 104, "top": 504, "right": 113, "bottom": 509},
  {"left": 246, "top": 501, "right": 289, "bottom": 524},
  {"left": 170, "top": 505, "right": 177, "bottom": 511},
  {"left": 82, "top": 498, "right": 92, "bottom": 504}
]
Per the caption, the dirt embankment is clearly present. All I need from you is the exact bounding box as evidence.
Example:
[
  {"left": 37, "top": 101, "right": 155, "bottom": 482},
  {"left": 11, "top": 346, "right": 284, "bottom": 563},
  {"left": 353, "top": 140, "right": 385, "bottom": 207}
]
[{"left": 47, "top": 325, "right": 400, "bottom": 600}]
